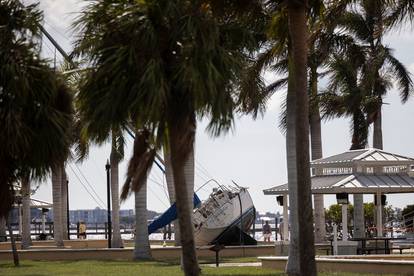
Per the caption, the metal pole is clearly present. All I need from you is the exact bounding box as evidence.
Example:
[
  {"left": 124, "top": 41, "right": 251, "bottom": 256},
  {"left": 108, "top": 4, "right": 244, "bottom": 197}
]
[{"left": 105, "top": 160, "right": 112, "bottom": 248}]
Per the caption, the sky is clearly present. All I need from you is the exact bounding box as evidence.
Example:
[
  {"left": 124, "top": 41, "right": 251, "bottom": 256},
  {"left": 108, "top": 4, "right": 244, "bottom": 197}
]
[{"left": 27, "top": 0, "right": 414, "bottom": 215}]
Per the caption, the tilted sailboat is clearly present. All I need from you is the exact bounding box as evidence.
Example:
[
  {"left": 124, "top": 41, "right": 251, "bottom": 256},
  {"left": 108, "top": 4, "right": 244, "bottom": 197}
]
[
  {"left": 193, "top": 186, "right": 255, "bottom": 245},
  {"left": 148, "top": 183, "right": 256, "bottom": 246}
]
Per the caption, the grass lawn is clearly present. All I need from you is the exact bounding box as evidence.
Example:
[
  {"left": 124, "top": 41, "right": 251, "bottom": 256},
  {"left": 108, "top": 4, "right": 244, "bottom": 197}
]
[{"left": 0, "top": 260, "right": 400, "bottom": 276}]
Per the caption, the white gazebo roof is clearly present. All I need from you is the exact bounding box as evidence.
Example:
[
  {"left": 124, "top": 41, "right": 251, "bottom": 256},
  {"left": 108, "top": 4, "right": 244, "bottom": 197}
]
[
  {"left": 264, "top": 148, "right": 414, "bottom": 195},
  {"left": 263, "top": 174, "right": 414, "bottom": 195},
  {"left": 12, "top": 198, "right": 52, "bottom": 208},
  {"left": 311, "top": 148, "right": 414, "bottom": 166}
]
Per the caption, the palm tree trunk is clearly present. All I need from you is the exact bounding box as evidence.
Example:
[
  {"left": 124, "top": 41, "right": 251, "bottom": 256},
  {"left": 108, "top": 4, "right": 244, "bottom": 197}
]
[
  {"left": 286, "top": 52, "right": 300, "bottom": 275},
  {"left": 165, "top": 150, "right": 180, "bottom": 244},
  {"left": 309, "top": 65, "right": 326, "bottom": 243},
  {"left": 0, "top": 216, "right": 6, "bottom": 241},
  {"left": 21, "top": 175, "right": 32, "bottom": 249},
  {"left": 134, "top": 178, "right": 151, "bottom": 259},
  {"left": 169, "top": 113, "right": 200, "bottom": 276},
  {"left": 110, "top": 139, "right": 123, "bottom": 248},
  {"left": 165, "top": 147, "right": 195, "bottom": 246},
  {"left": 373, "top": 108, "right": 383, "bottom": 149},
  {"left": 61, "top": 169, "right": 68, "bottom": 240},
  {"left": 286, "top": 2, "right": 316, "bottom": 275},
  {"left": 52, "top": 165, "right": 64, "bottom": 247},
  {"left": 351, "top": 110, "right": 368, "bottom": 150},
  {"left": 6, "top": 216, "right": 19, "bottom": 266}
]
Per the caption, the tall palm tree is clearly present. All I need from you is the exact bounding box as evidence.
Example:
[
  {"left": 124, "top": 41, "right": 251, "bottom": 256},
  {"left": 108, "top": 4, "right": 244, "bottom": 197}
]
[
  {"left": 246, "top": 1, "right": 353, "bottom": 243},
  {"left": 0, "top": 217, "right": 6, "bottom": 241},
  {"left": 52, "top": 165, "right": 64, "bottom": 247},
  {"left": 110, "top": 133, "right": 124, "bottom": 248},
  {"left": 320, "top": 49, "right": 373, "bottom": 150},
  {"left": 131, "top": 136, "right": 151, "bottom": 260},
  {"left": 61, "top": 168, "right": 68, "bottom": 240},
  {"left": 0, "top": 1, "right": 73, "bottom": 263},
  {"left": 73, "top": 1, "right": 264, "bottom": 274},
  {"left": 164, "top": 151, "right": 179, "bottom": 243},
  {"left": 134, "top": 185, "right": 151, "bottom": 259},
  {"left": 338, "top": 0, "right": 413, "bottom": 150},
  {"left": 21, "top": 175, "right": 32, "bottom": 249},
  {"left": 285, "top": 1, "right": 316, "bottom": 275}
]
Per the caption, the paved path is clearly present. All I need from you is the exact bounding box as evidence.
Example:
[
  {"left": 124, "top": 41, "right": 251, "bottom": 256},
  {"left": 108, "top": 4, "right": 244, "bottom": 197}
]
[{"left": 202, "top": 262, "right": 261, "bottom": 267}]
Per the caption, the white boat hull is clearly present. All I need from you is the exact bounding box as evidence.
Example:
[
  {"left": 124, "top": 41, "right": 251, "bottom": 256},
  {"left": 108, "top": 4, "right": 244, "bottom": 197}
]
[{"left": 193, "top": 188, "right": 255, "bottom": 246}]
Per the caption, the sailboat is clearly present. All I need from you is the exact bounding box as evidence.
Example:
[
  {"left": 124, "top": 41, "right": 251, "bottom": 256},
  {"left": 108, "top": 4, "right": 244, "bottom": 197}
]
[
  {"left": 193, "top": 185, "right": 255, "bottom": 245},
  {"left": 148, "top": 183, "right": 256, "bottom": 246}
]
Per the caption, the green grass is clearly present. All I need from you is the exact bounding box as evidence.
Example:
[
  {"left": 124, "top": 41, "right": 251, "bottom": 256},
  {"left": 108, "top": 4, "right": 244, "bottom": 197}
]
[
  {"left": 0, "top": 260, "right": 270, "bottom": 276},
  {"left": 0, "top": 260, "right": 402, "bottom": 276}
]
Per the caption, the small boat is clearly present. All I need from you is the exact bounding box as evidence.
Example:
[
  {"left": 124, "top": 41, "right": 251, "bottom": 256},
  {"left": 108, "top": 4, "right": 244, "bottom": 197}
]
[{"left": 193, "top": 185, "right": 255, "bottom": 245}]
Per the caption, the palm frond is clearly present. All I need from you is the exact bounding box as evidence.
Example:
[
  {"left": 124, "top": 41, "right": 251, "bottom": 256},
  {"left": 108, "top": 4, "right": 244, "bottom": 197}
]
[{"left": 384, "top": 47, "right": 414, "bottom": 102}]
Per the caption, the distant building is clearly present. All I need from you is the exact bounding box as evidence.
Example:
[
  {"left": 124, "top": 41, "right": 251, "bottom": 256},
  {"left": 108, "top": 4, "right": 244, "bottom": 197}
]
[
  {"left": 70, "top": 207, "right": 107, "bottom": 224},
  {"left": 9, "top": 206, "right": 161, "bottom": 225}
]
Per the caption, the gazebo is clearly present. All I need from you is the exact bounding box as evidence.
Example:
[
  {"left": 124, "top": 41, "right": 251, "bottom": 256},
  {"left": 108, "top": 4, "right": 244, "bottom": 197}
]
[
  {"left": 263, "top": 148, "right": 414, "bottom": 241},
  {"left": 12, "top": 198, "right": 52, "bottom": 237}
]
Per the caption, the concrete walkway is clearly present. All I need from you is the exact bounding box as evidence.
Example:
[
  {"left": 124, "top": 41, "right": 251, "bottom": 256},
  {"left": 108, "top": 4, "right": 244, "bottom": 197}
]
[{"left": 202, "top": 262, "right": 261, "bottom": 267}]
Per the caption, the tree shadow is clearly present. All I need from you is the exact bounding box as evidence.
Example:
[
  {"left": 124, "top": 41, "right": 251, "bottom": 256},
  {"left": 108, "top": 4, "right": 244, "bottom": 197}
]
[{"left": 0, "top": 263, "right": 35, "bottom": 269}]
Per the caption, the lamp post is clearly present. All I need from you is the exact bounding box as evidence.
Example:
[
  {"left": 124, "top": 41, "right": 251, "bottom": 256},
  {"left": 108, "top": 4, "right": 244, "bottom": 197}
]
[{"left": 105, "top": 160, "right": 112, "bottom": 248}]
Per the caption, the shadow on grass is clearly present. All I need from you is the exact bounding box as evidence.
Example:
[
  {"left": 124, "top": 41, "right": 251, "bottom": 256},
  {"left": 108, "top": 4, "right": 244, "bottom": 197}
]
[
  {"left": 68, "top": 259, "right": 179, "bottom": 267},
  {"left": 0, "top": 263, "right": 35, "bottom": 269},
  {"left": 204, "top": 272, "right": 286, "bottom": 276}
]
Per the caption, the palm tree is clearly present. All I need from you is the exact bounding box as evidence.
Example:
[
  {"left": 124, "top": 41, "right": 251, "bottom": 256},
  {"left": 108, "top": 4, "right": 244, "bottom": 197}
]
[
  {"left": 21, "top": 175, "right": 32, "bottom": 249},
  {"left": 165, "top": 148, "right": 195, "bottom": 245},
  {"left": 73, "top": 1, "right": 264, "bottom": 274},
  {"left": 0, "top": 217, "right": 6, "bottom": 241},
  {"left": 134, "top": 185, "right": 151, "bottom": 259},
  {"left": 0, "top": 1, "right": 73, "bottom": 264},
  {"left": 246, "top": 1, "right": 353, "bottom": 243},
  {"left": 131, "top": 135, "right": 151, "bottom": 259},
  {"left": 285, "top": 1, "right": 316, "bottom": 275},
  {"left": 110, "top": 133, "right": 124, "bottom": 248},
  {"left": 52, "top": 165, "right": 64, "bottom": 247},
  {"left": 164, "top": 152, "right": 179, "bottom": 243},
  {"left": 61, "top": 168, "right": 68, "bottom": 240},
  {"left": 338, "top": 0, "right": 413, "bottom": 150}
]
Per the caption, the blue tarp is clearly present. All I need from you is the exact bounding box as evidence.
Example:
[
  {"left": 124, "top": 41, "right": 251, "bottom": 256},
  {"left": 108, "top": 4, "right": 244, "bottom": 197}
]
[{"left": 148, "top": 193, "right": 201, "bottom": 234}]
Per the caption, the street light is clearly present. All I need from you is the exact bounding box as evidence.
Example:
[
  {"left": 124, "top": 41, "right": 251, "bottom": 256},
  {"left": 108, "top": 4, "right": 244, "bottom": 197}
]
[{"left": 105, "top": 159, "right": 112, "bottom": 248}]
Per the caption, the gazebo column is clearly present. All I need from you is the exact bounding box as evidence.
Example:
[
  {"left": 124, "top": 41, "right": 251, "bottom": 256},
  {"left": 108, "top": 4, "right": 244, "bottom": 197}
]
[
  {"left": 376, "top": 192, "right": 383, "bottom": 237},
  {"left": 353, "top": 194, "right": 365, "bottom": 238},
  {"left": 41, "top": 211, "right": 46, "bottom": 234},
  {"left": 283, "top": 194, "right": 289, "bottom": 241},
  {"left": 341, "top": 203, "right": 348, "bottom": 241},
  {"left": 314, "top": 194, "right": 326, "bottom": 242}
]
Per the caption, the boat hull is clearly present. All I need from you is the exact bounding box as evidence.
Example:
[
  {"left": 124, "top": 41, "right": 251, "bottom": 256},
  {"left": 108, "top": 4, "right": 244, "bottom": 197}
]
[{"left": 193, "top": 188, "right": 255, "bottom": 246}]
